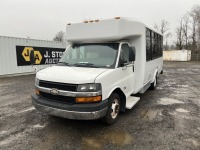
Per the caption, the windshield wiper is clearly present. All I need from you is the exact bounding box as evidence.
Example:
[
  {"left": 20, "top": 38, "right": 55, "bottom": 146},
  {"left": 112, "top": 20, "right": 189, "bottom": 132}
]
[{"left": 73, "top": 62, "right": 99, "bottom": 68}]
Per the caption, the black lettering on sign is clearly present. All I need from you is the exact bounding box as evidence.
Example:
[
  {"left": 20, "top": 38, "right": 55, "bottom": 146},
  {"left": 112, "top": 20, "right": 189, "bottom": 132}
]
[{"left": 16, "top": 45, "right": 65, "bottom": 66}]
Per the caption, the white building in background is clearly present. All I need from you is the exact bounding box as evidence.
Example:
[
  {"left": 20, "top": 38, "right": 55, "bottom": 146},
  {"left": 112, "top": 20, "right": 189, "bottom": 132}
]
[
  {"left": 163, "top": 50, "right": 191, "bottom": 61},
  {"left": 0, "top": 36, "right": 66, "bottom": 76}
]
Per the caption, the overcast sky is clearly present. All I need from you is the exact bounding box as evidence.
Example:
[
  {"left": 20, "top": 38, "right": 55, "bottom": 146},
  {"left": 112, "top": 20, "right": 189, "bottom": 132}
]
[{"left": 0, "top": 0, "right": 199, "bottom": 41}]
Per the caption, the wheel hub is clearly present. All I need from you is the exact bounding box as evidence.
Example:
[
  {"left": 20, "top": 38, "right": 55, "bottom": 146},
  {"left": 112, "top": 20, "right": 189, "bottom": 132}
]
[{"left": 111, "top": 99, "right": 119, "bottom": 119}]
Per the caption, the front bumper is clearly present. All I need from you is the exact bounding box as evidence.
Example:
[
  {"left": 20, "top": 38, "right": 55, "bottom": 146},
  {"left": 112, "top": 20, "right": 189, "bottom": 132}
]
[{"left": 32, "top": 94, "right": 108, "bottom": 120}]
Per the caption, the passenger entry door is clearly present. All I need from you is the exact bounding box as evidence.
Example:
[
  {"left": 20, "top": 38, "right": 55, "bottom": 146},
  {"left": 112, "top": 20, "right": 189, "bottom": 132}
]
[{"left": 119, "top": 43, "right": 135, "bottom": 97}]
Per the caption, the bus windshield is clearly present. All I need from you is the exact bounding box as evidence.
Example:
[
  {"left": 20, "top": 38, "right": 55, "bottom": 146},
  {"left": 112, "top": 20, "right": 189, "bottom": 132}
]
[{"left": 59, "top": 43, "right": 119, "bottom": 68}]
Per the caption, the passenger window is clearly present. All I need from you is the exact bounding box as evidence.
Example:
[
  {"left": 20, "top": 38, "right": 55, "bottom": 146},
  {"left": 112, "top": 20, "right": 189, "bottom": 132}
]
[{"left": 120, "top": 44, "right": 130, "bottom": 63}]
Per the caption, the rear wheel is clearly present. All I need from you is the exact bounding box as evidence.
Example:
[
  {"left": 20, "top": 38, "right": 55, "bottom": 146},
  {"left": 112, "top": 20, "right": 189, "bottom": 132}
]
[
  {"left": 101, "top": 93, "right": 120, "bottom": 124},
  {"left": 150, "top": 74, "right": 157, "bottom": 90}
]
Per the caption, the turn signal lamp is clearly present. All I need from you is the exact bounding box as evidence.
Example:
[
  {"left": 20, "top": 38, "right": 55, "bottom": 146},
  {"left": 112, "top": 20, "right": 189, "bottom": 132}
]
[
  {"left": 35, "top": 89, "right": 40, "bottom": 95},
  {"left": 76, "top": 96, "right": 102, "bottom": 103}
]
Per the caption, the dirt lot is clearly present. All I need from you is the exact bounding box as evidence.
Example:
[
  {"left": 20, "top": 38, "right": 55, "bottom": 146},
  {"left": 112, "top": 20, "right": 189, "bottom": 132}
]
[{"left": 0, "top": 61, "right": 200, "bottom": 150}]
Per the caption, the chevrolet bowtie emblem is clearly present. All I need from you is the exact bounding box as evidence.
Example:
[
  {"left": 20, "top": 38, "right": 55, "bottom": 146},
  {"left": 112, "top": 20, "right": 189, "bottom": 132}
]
[{"left": 50, "top": 88, "right": 59, "bottom": 95}]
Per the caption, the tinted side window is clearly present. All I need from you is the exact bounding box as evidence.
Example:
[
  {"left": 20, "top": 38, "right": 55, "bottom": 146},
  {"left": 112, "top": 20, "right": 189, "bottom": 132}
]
[
  {"left": 160, "top": 36, "right": 163, "bottom": 56},
  {"left": 146, "top": 28, "right": 163, "bottom": 61},
  {"left": 146, "top": 29, "right": 151, "bottom": 61}
]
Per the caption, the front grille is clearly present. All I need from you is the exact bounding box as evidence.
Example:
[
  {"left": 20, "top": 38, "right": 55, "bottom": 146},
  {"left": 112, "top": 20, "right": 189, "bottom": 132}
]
[
  {"left": 40, "top": 91, "right": 75, "bottom": 104},
  {"left": 39, "top": 80, "right": 77, "bottom": 92}
]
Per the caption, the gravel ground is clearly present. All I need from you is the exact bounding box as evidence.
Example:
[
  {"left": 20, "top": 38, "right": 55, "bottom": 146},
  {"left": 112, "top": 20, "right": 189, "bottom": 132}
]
[{"left": 0, "top": 61, "right": 200, "bottom": 150}]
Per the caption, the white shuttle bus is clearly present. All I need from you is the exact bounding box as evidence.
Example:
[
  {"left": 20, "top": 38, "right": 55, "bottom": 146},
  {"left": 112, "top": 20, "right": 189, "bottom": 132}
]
[{"left": 31, "top": 17, "right": 163, "bottom": 124}]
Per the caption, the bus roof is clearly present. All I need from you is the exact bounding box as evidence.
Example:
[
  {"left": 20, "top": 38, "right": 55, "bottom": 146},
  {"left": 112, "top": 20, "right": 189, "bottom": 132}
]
[{"left": 66, "top": 17, "right": 162, "bottom": 43}]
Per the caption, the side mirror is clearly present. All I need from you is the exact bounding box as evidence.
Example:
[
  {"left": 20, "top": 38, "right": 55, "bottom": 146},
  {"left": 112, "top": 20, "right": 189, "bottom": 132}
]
[
  {"left": 129, "top": 46, "right": 135, "bottom": 62},
  {"left": 120, "top": 53, "right": 128, "bottom": 67},
  {"left": 120, "top": 60, "right": 128, "bottom": 67},
  {"left": 30, "top": 50, "right": 35, "bottom": 65}
]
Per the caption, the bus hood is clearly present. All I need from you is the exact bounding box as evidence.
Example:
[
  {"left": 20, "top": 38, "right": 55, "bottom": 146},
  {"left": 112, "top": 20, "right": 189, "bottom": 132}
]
[{"left": 36, "top": 66, "right": 109, "bottom": 84}]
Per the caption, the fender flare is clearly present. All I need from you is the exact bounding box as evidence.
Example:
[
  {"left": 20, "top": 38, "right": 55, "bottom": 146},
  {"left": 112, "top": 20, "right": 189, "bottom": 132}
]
[
  {"left": 106, "top": 86, "right": 126, "bottom": 112},
  {"left": 107, "top": 86, "right": 123, "bottom": 99}
]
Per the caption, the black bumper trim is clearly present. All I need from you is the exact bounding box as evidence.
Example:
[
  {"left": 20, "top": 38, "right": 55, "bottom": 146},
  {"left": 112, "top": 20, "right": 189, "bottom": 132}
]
[{"left": 32, "top": 94, "right": 108, "bottom": 112}]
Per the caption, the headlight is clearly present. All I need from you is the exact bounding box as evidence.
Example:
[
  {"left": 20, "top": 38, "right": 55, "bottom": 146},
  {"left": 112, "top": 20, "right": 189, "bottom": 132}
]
[
  {"left": 35, "top": 77, "right": 39, "bottom": 86},
  {"left": 77, "top": 83, "right": 101, "bottom": 92}
]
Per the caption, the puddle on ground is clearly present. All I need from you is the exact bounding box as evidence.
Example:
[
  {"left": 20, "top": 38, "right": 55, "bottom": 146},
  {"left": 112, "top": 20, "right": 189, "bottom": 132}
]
[
  {"left": 177, "top": 69, "right": 186, "bottom": 71},
  {"left": 139, "top": 109, "right": 159, "bottom": 121},
  {"left": 103, "top": 132, "right": 133, "bottom": 145},
  {"left": 0, "top": 131, "right": 7, "bottom": 135},
  {"left": 144, "top": 110, "right": 159, "bottom": 121},
  {"left": 175, "top": 108, "right": 190, "bottom": 113},
  {"left": 174, "top": 90, "right": 188, "bottom": 94},
  {"left": 82, "top": 138, "right": 102, "bottom": 150},
  {"left": 192, "top": 69, "right": 200, "bottom": 71},
  {"left": 139, "top": 109, "right": 148, "bottom": 118},
  {"left": 184, "top": 138, "right": 200, "bottom": 147},
  {"left": 157, "top": 98, "right": 185, "bottom": 105},
  {"left": 0, "top": 129, "right": 26, "bottom": 146},
  {"left": 81, "top": 131, "right": 134, "bottom": 150},
  {"left": 177, "top": 84, "right": 189, "bottom": 88},
  {"left": 166, "top": 82, "right": 177, "bottom": 85}
]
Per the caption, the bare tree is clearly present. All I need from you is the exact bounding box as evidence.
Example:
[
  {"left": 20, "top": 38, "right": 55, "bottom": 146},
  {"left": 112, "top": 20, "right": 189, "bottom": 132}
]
[
  {"left": 182, "top": 13, "right": 190, "bottom": 49},
  {"left": 175, "top": 19, "right": 184, "bottom": 50},
  {"left": 53, "top": 31, "right": 65, "bottom": 42},
  {"left": 154, "top": 20, "right": 170, "bottom": 34},
  {"left": 154, "top": 20, "right": 171, "bottom": 49},
  {"left": 189, "top": 5, "right": 200, "bottom": 50}
]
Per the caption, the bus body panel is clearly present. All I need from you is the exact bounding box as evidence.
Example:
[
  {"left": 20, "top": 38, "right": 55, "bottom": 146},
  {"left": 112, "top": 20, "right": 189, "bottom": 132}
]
[{"left": 32, "top": 17, "right": 163, "bottom": 121}]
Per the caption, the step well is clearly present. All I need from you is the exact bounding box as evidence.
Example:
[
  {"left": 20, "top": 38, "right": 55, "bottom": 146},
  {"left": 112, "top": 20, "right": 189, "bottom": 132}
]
[{"left": 125, "top": 96, "right": 140, "bottom": 109}]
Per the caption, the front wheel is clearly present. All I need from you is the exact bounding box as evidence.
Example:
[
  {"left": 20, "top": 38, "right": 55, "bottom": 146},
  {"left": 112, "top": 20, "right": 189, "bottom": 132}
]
[{"left": 101, "top": 93, "right": 120, "bottom": 124}]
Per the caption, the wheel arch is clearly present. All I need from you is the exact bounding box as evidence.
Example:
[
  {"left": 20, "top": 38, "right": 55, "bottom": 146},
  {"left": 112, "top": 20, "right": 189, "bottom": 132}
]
[
  {"left": 151, "top": 68, "right": 159, "bottom": 83},
  {"left": 108, "top": 87, "right": 126, "bottom": 112}
]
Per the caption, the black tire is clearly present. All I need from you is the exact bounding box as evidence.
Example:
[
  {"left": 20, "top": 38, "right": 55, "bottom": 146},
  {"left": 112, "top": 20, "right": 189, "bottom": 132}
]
[
  {"left": 101, "top": 93, "right": 121, "bottom": 125},
  {"left": 150, "top": 74, "right": 157, "bottom": 90}
]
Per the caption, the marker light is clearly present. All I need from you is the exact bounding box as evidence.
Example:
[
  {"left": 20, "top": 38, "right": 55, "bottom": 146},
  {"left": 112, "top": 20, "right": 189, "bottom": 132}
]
[{"left": 115, "top": 17, "right": 121, "bottom": 19}]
